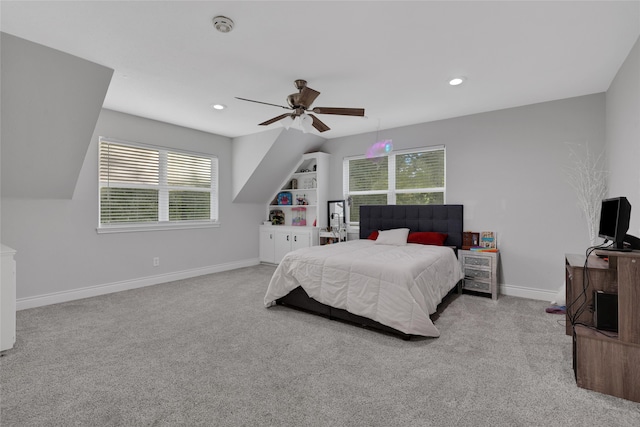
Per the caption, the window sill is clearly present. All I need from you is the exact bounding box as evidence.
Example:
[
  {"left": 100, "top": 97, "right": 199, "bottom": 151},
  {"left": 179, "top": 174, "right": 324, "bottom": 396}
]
[{"left": 96, "top": 221, "right": 220, "bottom": 234}]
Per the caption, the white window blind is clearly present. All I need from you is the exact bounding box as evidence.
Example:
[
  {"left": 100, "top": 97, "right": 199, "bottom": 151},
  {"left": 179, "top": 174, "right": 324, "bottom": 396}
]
[
  {"left": 343, "top": 146, "right": 445, "bottom": 224},
  {"left": 99, "top": 138, "right": 218, "bottom": 230}
]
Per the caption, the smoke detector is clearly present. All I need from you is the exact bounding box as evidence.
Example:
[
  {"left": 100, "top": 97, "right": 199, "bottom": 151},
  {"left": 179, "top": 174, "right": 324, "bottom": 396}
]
[{"left": 212, "top": 16, "right": 234, "bottom": 33}]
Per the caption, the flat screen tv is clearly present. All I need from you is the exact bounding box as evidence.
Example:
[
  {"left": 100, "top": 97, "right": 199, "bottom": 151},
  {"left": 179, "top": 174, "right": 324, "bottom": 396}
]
[{"left": 598, "top": 197, "right": 631, "bottom": 250}]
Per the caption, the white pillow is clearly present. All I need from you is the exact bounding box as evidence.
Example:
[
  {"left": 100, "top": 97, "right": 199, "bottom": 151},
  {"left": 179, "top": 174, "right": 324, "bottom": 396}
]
[{"left": 374, "top": 228, "right": 410, "bottom": 246}]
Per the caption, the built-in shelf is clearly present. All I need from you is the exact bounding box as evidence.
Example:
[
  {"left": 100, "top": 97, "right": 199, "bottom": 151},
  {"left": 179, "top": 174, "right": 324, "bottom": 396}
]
[{"left": 259, "top": 152, "right": 329, "bottom": 263}]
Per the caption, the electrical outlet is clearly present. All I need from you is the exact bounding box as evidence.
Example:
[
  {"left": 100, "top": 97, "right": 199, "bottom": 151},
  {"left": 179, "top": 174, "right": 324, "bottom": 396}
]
[{"left": 153, "top": 257, "right": 160, "bottom": 267}]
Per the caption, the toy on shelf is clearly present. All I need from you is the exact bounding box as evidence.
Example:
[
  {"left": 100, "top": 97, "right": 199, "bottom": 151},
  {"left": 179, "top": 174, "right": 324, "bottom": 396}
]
[
  {"left": 292, "top": 207, "right": 307, "bottom": 226},
  {"left": 277, "top": 191, "right": 292, "bottom": 205},
  {"left": 269, "top": 209, "right": 285, "bottom": 225}
]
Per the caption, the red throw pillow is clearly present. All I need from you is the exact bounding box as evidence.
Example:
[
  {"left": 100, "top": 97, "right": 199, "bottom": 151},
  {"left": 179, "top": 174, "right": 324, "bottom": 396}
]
[
  {"left": 367, "top": 230, "right": 379, "bottom": 240},
  {"left": 407, "top": 232, "right": 448, "bottom": 246}
]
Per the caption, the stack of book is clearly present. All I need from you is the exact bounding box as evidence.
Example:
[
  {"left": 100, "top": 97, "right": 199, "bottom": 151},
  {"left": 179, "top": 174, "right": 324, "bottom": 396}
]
[
  {"left": 463, "top": 231, "right": 498, "bottom": 252},
  {"left": 469, "top": 246, "right": 499, "bottom": 253}
]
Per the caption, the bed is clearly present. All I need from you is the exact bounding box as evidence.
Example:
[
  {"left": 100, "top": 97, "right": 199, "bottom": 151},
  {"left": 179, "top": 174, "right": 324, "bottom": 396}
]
[{"left": 264, "top": 204, "right": 464, "bottom": 339}]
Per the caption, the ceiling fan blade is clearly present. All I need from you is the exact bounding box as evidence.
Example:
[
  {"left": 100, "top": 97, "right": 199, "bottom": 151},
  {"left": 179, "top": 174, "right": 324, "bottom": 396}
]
[
  {"left": 308, "top": 114, "right": 330, "bottom": 133},
  {"left": 236, "top": 97, "right": 291, "bottom": 110},
  {"left": 297, "top": 86, "right": 321, "bottom": 108},
  {"left": 259, "top": 113, "right": 292, "bottom": 126},
  {"left": 311, "top": 107, "right": 365, "bottom": 116}
]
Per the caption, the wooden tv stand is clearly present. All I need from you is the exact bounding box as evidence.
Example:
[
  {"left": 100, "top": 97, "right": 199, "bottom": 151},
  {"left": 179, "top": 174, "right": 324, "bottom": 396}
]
[{"left": 565, "top": 251, "right": 640, "bottom": 402}]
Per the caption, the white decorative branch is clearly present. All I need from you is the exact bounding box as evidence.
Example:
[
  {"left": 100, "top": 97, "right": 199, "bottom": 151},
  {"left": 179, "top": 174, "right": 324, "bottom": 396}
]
[{"left": 564, "top": 142, "right": 608, "bottom": 245}]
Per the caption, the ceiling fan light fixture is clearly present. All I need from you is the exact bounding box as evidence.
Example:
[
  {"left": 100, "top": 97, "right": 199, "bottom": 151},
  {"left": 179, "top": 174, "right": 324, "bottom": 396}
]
[
  {"left": 300, "top": 115, "right": 315, "bottom": 133},
  {"left": 280, "top": 115, "right": 294, "bottom": 130},
  {"left": 449, "top": 77, "right": 466, "bottom": 86},
  {"left": 212, "top": 16, "right": 234, "bottom": 33},
  {"left": 211, "top": 104, "right": 226, "bottom": 110}
]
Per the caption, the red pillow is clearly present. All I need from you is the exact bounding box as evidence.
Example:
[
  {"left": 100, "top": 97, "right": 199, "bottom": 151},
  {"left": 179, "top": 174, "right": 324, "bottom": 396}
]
[
  {"left": 367, "top": 230, "right": 379, "bottom": 240},
  {"left": 407, "top": 232, "right": 448, "bottom": 246}
]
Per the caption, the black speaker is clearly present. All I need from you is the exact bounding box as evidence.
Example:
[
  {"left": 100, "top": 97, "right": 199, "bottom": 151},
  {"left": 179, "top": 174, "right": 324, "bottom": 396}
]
[{"left": 594, "top": 291, "right": 618, "bottom": 332}]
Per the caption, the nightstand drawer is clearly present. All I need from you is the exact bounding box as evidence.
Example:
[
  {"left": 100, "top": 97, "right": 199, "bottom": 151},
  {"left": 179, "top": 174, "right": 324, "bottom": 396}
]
[
  {"left": 463, "top": 279, "right": 491, "bottom": 292},
  {"left": 464, "top": 268, "right": 491, "bottom": 280},
  {"left": 463, "top": 256, "right": 492, "bottom": 268}
]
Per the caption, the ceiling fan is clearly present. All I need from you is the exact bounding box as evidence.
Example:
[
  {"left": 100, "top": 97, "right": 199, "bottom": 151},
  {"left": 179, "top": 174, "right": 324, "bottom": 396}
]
[{"left": 236, "top": 79, "right": 365, "bottom": 133}]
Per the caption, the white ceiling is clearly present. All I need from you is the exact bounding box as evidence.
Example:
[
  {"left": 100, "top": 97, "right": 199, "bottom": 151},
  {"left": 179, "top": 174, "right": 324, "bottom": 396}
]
[{"left": 1, "top": 1, "right": 639, "bottom": 139}]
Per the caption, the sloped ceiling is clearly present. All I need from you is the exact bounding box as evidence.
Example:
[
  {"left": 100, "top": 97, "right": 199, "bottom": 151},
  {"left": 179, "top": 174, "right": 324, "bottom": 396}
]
[
  {"left": 0, "top": 32, "right": 320, "bottom": 204},
  {"left": 232, "top": 129, "right": 326, "bottom": 203},
  {"left": 1, "top": 33, "right": 113, "bottom": 199}
]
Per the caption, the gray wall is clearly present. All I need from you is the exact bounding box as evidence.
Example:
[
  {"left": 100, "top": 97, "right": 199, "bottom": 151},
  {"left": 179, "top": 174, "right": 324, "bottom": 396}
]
[
  {"left": 606, "top": 36, "right": 640, "bottom": 237},
  {"left": 0, "top": 33, "right": 113, "bottom": 199},
  {"left": 0, "top": 34, "right": 265, "bottom": 306},
  {"left": 3, "top": 32, "right": 637, "bottom": 306},
  {"left": 2, "top": 109, "right": 264, "bottom": 303},
  {"left": 321, "top": 94, "right": 606, "bottom": 299}
]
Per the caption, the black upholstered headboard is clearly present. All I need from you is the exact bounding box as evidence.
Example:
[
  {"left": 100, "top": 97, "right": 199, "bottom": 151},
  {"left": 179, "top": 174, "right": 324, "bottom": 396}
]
[{"left": 359, "top": 205, "right": 464, "bottom": 249}]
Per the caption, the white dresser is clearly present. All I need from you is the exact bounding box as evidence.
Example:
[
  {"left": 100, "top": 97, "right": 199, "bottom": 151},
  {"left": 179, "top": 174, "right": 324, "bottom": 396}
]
[
  {"left": 1, "top": 244, "right": 17, "bottom": 352},
  {"left": 259, "top": 225, "right": 318, "bottom": 264}
]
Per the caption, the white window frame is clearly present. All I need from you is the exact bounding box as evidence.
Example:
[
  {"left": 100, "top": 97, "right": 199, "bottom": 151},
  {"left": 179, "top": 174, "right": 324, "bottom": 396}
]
[
  {"left": 97, "top": 137, "right": 219, "bottom": 234},
  {"left": 343, "top": 145, "right": 446, "bottom": 227}
]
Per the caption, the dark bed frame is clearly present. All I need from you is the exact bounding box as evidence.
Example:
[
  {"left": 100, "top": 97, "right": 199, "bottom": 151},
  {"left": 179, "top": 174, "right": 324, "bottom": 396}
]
[{"left": 275, "top": 204, "right": 464, "bottom": 339}]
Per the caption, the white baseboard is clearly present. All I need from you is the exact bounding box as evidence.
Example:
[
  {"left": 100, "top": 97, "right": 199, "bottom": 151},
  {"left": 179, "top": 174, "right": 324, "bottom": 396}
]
[
  {"left": 17, "top": 262, "right": 557, "bottom": 311},
  {"left": 16, "top": 258, "right": 260, "bottom": 311},
  {"left": 500, "top": 283, "right": 556, "bottom": 302}
]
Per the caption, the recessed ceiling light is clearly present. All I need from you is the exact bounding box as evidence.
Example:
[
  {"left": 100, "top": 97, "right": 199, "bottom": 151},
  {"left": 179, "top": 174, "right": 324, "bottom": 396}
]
[
  {"left": 449, "top": 77, "right": 466, "bottom": 86},
  {"left": 211, "top": 104, "right": 226, "bottom": 110}
]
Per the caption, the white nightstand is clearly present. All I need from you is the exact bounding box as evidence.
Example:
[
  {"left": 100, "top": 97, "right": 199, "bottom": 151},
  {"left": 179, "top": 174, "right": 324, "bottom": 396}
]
[{"left": 459, "top": 250, "right": 499, "bottom": 300}]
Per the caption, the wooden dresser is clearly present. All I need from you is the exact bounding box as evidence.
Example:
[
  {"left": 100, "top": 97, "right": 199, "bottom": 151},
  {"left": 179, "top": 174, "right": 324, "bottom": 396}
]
[{"left": 565, "top": 251, "right": 640, "bottom": 402}]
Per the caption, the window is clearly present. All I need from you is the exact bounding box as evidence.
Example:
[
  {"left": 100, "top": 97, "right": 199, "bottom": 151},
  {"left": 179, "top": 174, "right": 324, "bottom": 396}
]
[
  {"left": 98, "top": 137, "right": 218, "bottom": 232},
  {"left": 343, "top": 146, "right": 445, "bottom": 224}
]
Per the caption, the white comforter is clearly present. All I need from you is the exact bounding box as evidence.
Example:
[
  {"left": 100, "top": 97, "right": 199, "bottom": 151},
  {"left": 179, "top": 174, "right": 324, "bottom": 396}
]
[{"left": 264, "top": 240, "right": 463, "bottom": 337}]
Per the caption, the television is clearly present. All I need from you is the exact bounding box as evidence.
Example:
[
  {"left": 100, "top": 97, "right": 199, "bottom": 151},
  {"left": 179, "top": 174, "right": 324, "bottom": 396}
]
[{"left": 598, "top": 197, "right": 631, "bottom": 250}]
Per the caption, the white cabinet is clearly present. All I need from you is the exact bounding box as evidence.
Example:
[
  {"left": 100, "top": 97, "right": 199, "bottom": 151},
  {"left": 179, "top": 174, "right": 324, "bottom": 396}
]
[
  {"left": 260, "top": 228, "right": 276, "bottom": 263},
  {"left": 259, "top": 226, "right": 318, "bottom": 264},
  {"left": 1, "top": 244, "right": 17, "bottom": 352}
]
